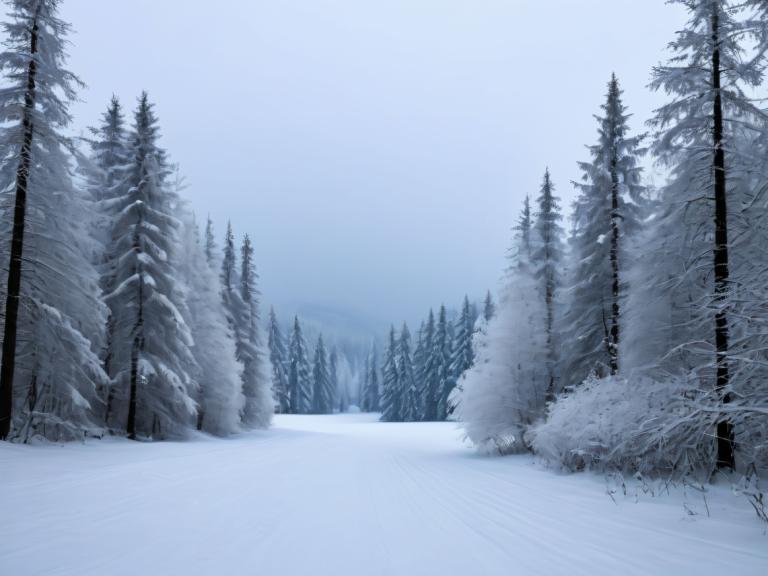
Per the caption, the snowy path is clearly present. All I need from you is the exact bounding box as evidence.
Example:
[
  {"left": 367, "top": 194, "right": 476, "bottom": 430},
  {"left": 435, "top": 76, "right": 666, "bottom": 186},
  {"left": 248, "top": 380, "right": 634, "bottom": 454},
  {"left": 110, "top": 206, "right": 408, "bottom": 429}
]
[{"left": 1, "top": 414, "right": 766, "bottom": 576}]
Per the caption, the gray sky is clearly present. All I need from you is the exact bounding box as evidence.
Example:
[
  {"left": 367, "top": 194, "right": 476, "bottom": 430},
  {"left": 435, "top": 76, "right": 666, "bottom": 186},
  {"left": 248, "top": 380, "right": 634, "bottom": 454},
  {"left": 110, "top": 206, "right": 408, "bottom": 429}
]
[{"left": 61, "top": 0, "right": 685, "bottom": 333}]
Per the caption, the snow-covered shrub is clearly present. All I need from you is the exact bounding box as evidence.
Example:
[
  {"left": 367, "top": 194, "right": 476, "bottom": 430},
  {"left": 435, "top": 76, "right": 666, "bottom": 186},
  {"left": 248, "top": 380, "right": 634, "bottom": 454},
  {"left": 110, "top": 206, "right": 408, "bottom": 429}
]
[
  {"left": 458, "top": 271, "right": 548, "bottom": 454},
  {"left": 529, "top": 373, "right": 768, "bottom": 477}
]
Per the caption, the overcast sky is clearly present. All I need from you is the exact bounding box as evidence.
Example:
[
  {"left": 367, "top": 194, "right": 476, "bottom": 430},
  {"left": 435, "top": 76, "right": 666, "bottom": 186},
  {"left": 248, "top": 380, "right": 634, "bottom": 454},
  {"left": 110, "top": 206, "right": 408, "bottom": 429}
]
[{"left": 61, "top": 0, "right": 686, "bottom": 331}]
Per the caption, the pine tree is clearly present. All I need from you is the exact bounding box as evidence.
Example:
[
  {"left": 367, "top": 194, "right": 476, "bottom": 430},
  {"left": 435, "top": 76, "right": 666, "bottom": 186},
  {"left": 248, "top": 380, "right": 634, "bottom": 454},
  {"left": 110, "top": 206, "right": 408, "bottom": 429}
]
[
  {"left": 398, "top": 324, "right": 420, "bottom": 422},
  {"left": 288, "top": 316, "right": 312, "bottom": 414},
  {"left": 434, "top": 305, "right": 454, "bottom": 421},
  {"left": 178, "top": 214, "right": 243, "bottom": 436},
  {"left": 329, "top": 347, "right": 341, "bottom": 412},
  {"left": 268, "top": 308, "right": 290, "bottom": 414},
  {"left": 380, "top": 327, "right": 401, "bottom": 422},
  {"left": 448, "top": 296, "right": 475, "bottom": 415},
  {"left": 418, "top": 310, "right": 437, "bottom": 420},
  {"left": 459, "top": 197, "right": 549, "bottom": 453},
  {"left": 641, "top": 0, "right": 766, "bottom": 469},
  {"left": 532, "top": 169, "right": 564, "bottom": 402},
  {"left": 89, "top": 97, "right": 130, "bottom": 408},
  {"left": 561, "top": 75, "right": 645, "bottom": 387},
  {"left": 361, "top": 342, "right": 380, "bottom": 412},
  {"left": 103, "top": 93, "right": 197, "bottom": 439},
  {"left": 204, "top": 215, "right": 216, "bottom": 266},
  {"left": 0, "top": 0, "right": 107, "bottom": 440},
  {"left": 236, "top": 235, "right": 272, "bottom": 428},
  {"left": 482, "top": 291, "right": 495, "bottom": 323},
  {"left": 311, "top": 335, "right": 333, "bottom": 414}
]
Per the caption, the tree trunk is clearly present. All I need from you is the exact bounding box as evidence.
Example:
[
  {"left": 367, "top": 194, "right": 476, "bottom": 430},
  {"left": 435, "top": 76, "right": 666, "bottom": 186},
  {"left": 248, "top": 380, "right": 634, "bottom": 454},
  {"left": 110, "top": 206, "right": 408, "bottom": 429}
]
[
  {"left": 608, "top": 153, "right": 620, "bottom": 376},
  {"left": 0, "top": 12, "right": 40, "bottom": 440},
  {"left": 712, "top": 7, "right": 735, "bottom": 470},
  {"left": 127, "top": 259, "right": 145, "bottom": 440}
]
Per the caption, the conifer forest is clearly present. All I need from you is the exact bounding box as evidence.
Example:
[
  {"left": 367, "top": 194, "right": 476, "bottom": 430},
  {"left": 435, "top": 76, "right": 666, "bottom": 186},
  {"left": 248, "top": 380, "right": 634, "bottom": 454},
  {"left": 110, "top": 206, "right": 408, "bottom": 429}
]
[{"left": 1, "top": 1, "right": 768, "bottom": 575}]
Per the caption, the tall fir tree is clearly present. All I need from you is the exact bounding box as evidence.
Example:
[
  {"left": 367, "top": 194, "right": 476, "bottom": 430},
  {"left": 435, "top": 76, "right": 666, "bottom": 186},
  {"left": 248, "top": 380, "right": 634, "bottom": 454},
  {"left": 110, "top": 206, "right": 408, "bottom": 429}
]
[
  {"left": 238, "top": 235, "right": 273, "bottom": 428},
  {"left": 268, "top": 308, "right": 290, "bottom": 413},
  {"left": 380, "top": 326, "right": 402, "bottom": 422},
  {"left": 288, "top": 316, "right": 312, "bottom": 414},
  {"left": 418, "top": 310, "right": 437, "bottom": 420},
  {"left": 102, "top": 93, "right": 197, "bottom": 439},
  {"left": 361, "top": 342, "right": 380, "bottom": 412},
  {"left": 531, "top": 169, "right": 564, "bottom": 402},
  {"left": 398, "top": 324, "right": 420, "bottom": 422},
  {"left": 178, "top": 214, "right": 243, "bottom": 435},
  {"left": 434, "top": 305, "right": 454, "bottom": 421},
  {"left": 482, "top": 291, "right": 495, "bottom": 323},
  {"left": 0, "top": 0, "right": 107, "bottom": 440},
  {"left": 561, "top": 75, "right": 645, "bottom": 387},
  {"left": 311, "top": 335, "right": 333, "bottom": 414},
  {"left": 637, "top": 0, "right": 767, "bottom": 469},
  {"left": 448, "top": 296, "right": 476, "bottom": 414},
  {"left": 329, "top": 346, "right": 341, "bottom": 412}
]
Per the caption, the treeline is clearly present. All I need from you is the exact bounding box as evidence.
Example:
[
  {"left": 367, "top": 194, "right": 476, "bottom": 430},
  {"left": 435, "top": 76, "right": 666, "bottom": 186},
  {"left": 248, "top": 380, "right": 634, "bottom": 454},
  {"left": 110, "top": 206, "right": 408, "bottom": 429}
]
[
  {"left": 0, "top": 1, "right": 272, "bottom": 441},
  {"left": 360, "top": 293, "right": 494, "bottom": 422},
  {"left": 267, "top": 311, "right": 355, "bottom": 414},
  {"left": 459, "top": 0, "right": 768, "bottom": 478}
]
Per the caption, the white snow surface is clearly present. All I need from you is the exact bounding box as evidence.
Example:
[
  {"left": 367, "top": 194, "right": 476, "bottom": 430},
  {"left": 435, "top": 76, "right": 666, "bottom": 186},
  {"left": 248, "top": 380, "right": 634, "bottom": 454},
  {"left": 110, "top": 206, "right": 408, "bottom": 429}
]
[{"left": 1, "top": 413, "right": 766, "bottom": 576}]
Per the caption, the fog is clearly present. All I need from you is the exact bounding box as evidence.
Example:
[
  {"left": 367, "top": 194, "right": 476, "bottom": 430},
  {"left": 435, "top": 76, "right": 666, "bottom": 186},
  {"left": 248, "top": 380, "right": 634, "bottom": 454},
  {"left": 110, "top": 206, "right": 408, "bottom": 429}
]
[{"left": 61, "top": 0, "right": 686, "bottom": 333}]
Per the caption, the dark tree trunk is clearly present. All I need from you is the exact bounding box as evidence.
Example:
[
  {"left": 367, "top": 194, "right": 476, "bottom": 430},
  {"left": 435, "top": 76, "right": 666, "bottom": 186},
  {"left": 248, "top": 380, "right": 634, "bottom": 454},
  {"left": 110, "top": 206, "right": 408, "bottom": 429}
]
[
  {"left": 0, "top": 12, "right": 40, "bottom": 440},
  {"left": 127, "top": 257, "right": 145, "bottom": 440},
  {"left": 608, "top": 154, "right": 620, "bottom": 376},
  {"left": 711, "top": 7, "right": 735, "bottom": 470}
]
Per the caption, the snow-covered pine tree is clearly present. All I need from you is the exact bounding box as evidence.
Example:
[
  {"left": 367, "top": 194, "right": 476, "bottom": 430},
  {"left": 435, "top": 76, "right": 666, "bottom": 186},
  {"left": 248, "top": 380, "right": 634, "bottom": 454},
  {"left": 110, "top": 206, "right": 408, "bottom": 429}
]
[
  {"left": 459, "top": 197, "right": 549, "bottom": 453},
  {"left": 482, "top": 291, "right": 495, "bottom": 323},
  {"left": 398, "top": 323, "right": 420, "bottom": 422},
  {"left": 88, "top": 97, "right": 130, "bottom": 407},
  {"left": 434, "top": 305, "right": 454, "bottom": 421},
  {"left": 268, "top": 307, "right": 290, "bottom": 413},
  {"left": 449, "top": 296, "right": 475, "bottom": 406},
  {"left": 531, "top": 168, "right": 564, "bottom": 402},
  {"left": 0, "top": 0, "right": 107, "bottom": 440},
  {"left": 361, "top": 342, "right": 380, "bottom": 412},
  {"left": 360, "top": 353, "right": 371, "bottom": 411},
  {"left": 380, "top": 326, "right": 402, "bottom": 422},
  {"left": 178, "top": 214, "right": 243, "bottom": 435},
  {"left": 631, "top": 0, "right": 767, "bottom": 469},
  {"left": 418, "top": 310, "right": 437, "bottom": 421},
  {"left": 288, "top": 316, "right": 312, "bottom": 414},
  {"left": 102, "top": 93, "right": 197, "bottom": 439},
  {"left": 204, "top": 215, "right": 216, "bottom": 265},
  {"left": 311, "top": 335, "right": 333, "bottom": 414},
  {"left": 561, "top": 75, "right": 645, "bottom": 388},
  {"left": 329, "top": 346, "right": 340, "bottom": 412},
  {"left": 237, "top": 235, "right": 273, "bottom": 428}
]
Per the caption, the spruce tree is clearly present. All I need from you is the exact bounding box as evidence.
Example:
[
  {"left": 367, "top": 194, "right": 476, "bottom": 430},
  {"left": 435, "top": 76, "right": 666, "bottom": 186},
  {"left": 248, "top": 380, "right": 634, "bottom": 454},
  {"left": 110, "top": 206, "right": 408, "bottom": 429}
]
[
  {"left": 561, "top": 75, "right": 644, "bottom": 387},
  {"left": 532, "top": 169, "right": 564, "bottom": 402},
  {"left": 103, "top": 93, "right": 197, "bottom": 439},
  {"left": 418, "top": 310, "right": 437, "bottom": 420},
  {"left": 288, "top": 316, "right": 312, "bottom": 414},
  {"left": 482, "top": 291, "right": 495, "bottom": 323},
  {"left": 398, "top": 324, "right": 420, "bottom": 422},
  {"left": 644, "top": 0, "right": 766, "bottom": 469},
  {"left": 311, "top": 335, "right": 333, "bottom": 414},
  {"left": 329, "top": 347, "right": 342, "bottom": 412},
  {"left": 238, "top": 235, "right": 272, "bottom": 428},
  {"left": 0, "top": 0, "right": 107, "bottom": 440},
  {"left": 448, "top": 296, "right": 475, "bottom": 414},
  {"left": 380, "top": 327, "right": 401, "bottom": 422},
  {"left": 268, "top": 308, "right": 290, "bottom": 414},
  {"left": 434, "top": 305, "right": 454, "bottom": 421},
  {"left": 178, "top": 215, "right": 243, "bottom": 435}
]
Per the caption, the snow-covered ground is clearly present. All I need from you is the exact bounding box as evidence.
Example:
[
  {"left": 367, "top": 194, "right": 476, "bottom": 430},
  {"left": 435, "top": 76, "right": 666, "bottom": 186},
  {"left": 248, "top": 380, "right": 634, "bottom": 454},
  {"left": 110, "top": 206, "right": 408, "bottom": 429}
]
[{"left": 1, "top": 413, "right": 766, "bottom": 576}]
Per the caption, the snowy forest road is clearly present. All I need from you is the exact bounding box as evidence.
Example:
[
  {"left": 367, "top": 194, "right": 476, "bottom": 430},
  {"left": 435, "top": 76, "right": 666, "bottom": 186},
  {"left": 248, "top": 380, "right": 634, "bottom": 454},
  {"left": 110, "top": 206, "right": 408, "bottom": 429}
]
[{"left": 1, "top": 413, "right": 766, "bottom": 576}]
